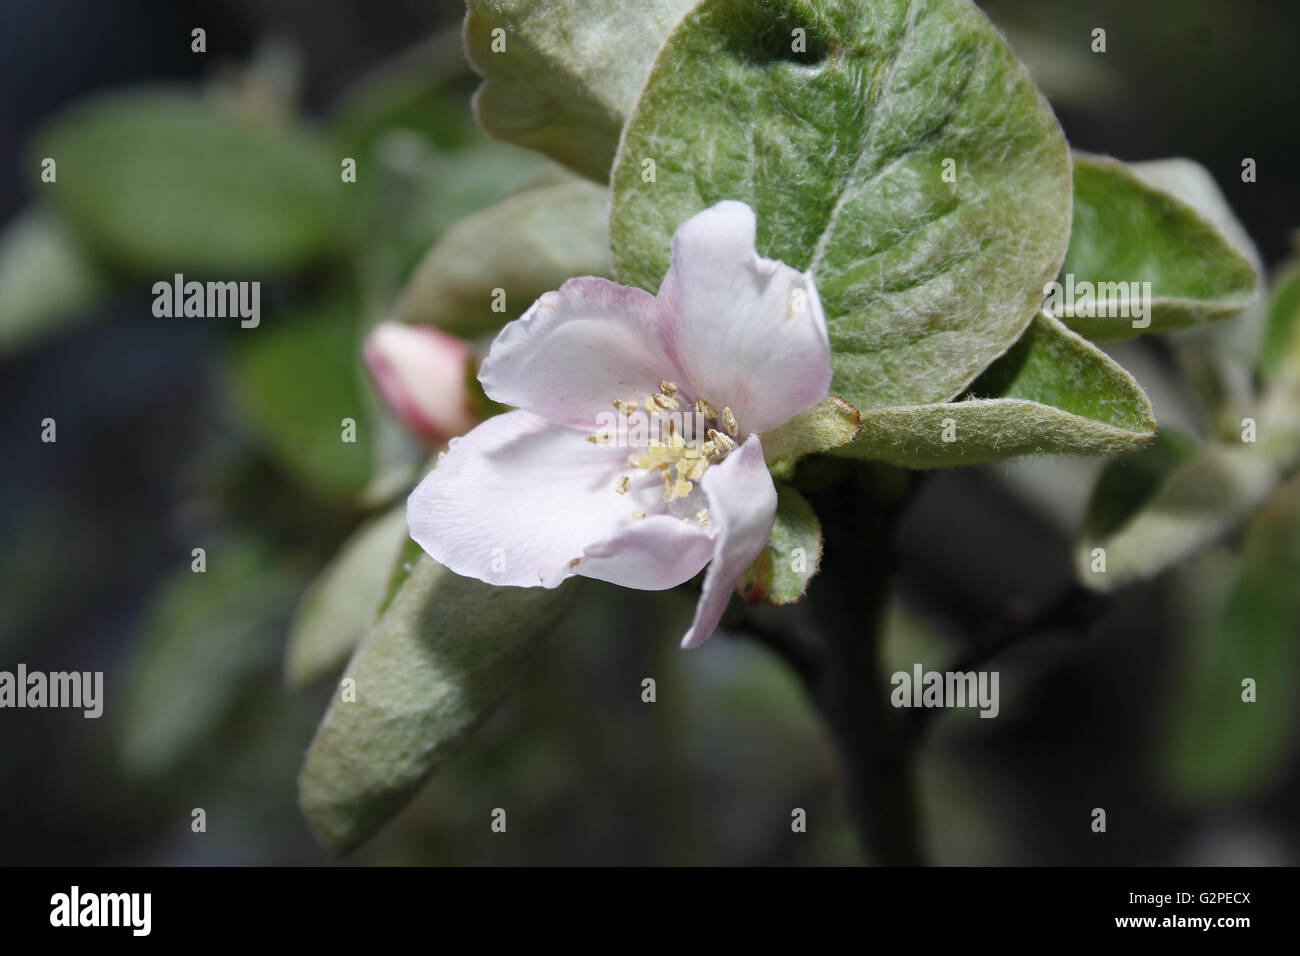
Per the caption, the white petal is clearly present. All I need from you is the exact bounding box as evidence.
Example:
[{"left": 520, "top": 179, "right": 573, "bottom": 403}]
[
  {"left": 478, "top": 277, "right": 683, "bottom": 430},
  {"left": 680, "top": 436, "right": 778, "bottom": 649},
  {"left": 577, "top": 515, "right": 713, "bottom": 590},
  {"left": 407, "top": 410, "right": 667, "bottom": 588},
  {"left": 657, "top": 201, "right": 831, "bottom": 435}
]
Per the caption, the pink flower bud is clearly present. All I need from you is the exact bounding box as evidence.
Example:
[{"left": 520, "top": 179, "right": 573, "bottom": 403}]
[{"left": 364, "top": 322, "right": 480, "bottom": 445}]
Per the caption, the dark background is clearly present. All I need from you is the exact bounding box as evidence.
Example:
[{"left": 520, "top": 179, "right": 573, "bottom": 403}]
[{"left": 1, "top": 0, "right": 1297, "bottom": 865}]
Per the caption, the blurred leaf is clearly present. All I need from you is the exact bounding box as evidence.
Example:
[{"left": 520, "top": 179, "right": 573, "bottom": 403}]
[
  {"left": 396, "top": 176, "right": 611, "bottom": 335},
  {"left": 330, "top": 31, "right": 478, "bottom": 157},
  {"left": 286, "top": 504, "right": 410, "bottom": 689},
  {"left": 737, "top": 483, "right": 822, "bottom": 605},
  {"left": 1259, "top": 257, "right": 1300, "bottom": 384},
  {"left": 610, "top": 0, "right": 1072, "bottom": 414},
  {"left": 1056, "top": 154, "right": 1259, "bottom": 340},
  {"left": 464, "top": 0, "right": 694, "bottom": 182},
  {"left": 1075, "top": 443, "right": 1279, "bottom": 592},
  {"left": 227, "top": 295, "right": 374, "bottom": 501},
  {"left": 120, "top": 536, "right": 303, "bottom": 777},
  {"left": 299, "top": 558, "right": 579, "bottom": 853},
  {"left": 0, "top": 206, "right": 111, "bottom": 353},
  {"left": 761, "top": 396, "right": 862, "bottom": 473},
  {"left": 33, "top": 89, "right": 349, "bottom": 273},
  {"left": 834, "top": 312, "right": 1155, "bottom": 467},
  {"left": 1161, "top": 475, "right": 1300, "bottom": 801}
]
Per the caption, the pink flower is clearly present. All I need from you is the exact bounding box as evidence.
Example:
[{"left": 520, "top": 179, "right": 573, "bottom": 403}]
[
  {"left": 407, "top": 201, "right": 831, "bottom": 647},
  {"left": 364, "top": 322, "right": 480, "bottom": 445}
]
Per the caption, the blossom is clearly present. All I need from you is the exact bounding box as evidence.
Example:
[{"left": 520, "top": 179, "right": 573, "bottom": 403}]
[
  {"left": 407, "top": 201, "right": 831, "bottom": 647},
  {"left": 364, "top": 322, "right": 481, "bottom": 445}
]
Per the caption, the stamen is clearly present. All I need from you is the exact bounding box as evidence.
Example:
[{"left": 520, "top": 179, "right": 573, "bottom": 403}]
[
  {"left": 586, "top": 430, "right": 613, "bottom": 444},
  {"left": 659, "top": 380, "right": 678, "bottom": 396},
  {"left": 632, "top": 511, "right": 646, "bottom": 520},
  {"left": 613, "top": 399, "right": 639, "bottom": 416},
  {"left": 651, "top": 392, "right": 679, "bottom": 411},
  {"left": 722, "top": 406, "right": 739, "bottom": 437},
  {"left": 708, "top": 428, "right": 736, "bottom": 451},
  {"left": 696, "top": 397, "right": 717, "bottom": 420},
  {"left": 696, "top": 509, "right": 710, "bottom": 526},
  {"left": 615, "top": 475, "right": 630, "bottom": 494}
]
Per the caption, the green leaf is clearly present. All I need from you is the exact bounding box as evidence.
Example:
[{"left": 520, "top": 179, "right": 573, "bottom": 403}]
[
  {"left": 737, "top": 483, "right": 823, "bottom": 605},
  {"left": 761, "top": 395, "right": 861, "bottom": 473},
  {"left": 464, "top": 0, "right": 695, "bottom": 182},
  {"left": 1161, "top": 476, "right": 1300, "bottom": 802},
  {"left": 1055, "top": 154, "right": 1259, "bottom": 340},
  {"left": 285, "top": 505, "right": 411, "bottom": 690},
  {"left": 1075, "top": 443, "right": 1280, "bottom": 592},
  {"left": 120, "top": 536, "right": 304, "bottom": 777},
  {"left": 226, "top": 295, "right": 374, "bottom": 501},
  {"left": 299, "top": 558, "right": 579, "bottom": 853},
  {"left": 610, "top": 0, "right": 1072, "bottom": 412},
  {"left": 0, "top": 207, "right": 111, "bottom": 354},
  {"left": 1259, "top": 257, "right": 1300, "bottom": 384},
  {"left": 32, "top": 89, "right": 349, "bottom": 273},
  {"left": 396, "top": 176, "right": 612, "bottom": 335},
  {"left": 833, "top": 312, "right": 1155, "bottom": 468}
]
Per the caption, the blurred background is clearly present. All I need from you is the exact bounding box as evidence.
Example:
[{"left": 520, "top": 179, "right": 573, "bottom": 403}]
[{"left": 1, "top": 0, "right": 1297, "bottom": 865}]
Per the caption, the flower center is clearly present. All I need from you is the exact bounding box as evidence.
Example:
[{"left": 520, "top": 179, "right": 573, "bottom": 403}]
[{"left": 591, "top": 379, "right": 740, "bottom": 520}]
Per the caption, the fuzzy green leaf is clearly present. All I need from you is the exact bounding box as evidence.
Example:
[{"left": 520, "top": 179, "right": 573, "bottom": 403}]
[
  {"left": 833, "top": 312, "right": 1155, "bottom": 468},
  {"left": 299, "top": 558, "right": 578, "bottom": 853},
  {"left": 761, "top": 395, "right": 861, "bottom": 471},
  {"left": 738, "top": 483, "right": 823, "bottom": 605},
  {"left": 1161, "top": 475, "right": 1300, "bottom": 801},
  {"left": 32, "top": 89, "right": 349, "bottom": 273},
  {"left": 1075, "top": 443, "right": 1280, "bottom": 592},
  {"left": 464, "top": 0, "right": 695, "bottom": 182},
  {"left": 285, "top": 505, "right": 411, "bottom": 690},
  {"left": 396, "top": 176, "right": 612, "bottom": 335},
  {"left": 610, "top": 0, "right": 1072, "bottom": 413},
  {"left": 1055, "top": 154, "right": 1259, "bottom": 340},
  {"left": 1259, "top": 258, "right": 1300, "bottom": 384}
]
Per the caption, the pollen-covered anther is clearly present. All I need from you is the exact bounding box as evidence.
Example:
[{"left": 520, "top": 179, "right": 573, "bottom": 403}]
[
  {"left": 651, "top": 392, "right": 679, "bottom": 411},
  {"left": 708, "top": 428, "right": 736, "bottom": 452},
  {"left": 695, "top": 397, "right": 717, "bottom": 420},
  {"left": 586, "top": 429, "right": 613, "bottom": 444},
  {"left": 722, "top": 406, "right": 739, "bottom": 437},
  {"left": 615, "top": 475, "right": 630, "bottom": 494},
  {"left": 659, "top": 380, "right": 678, "bottom": 396},
  {"left": 613, "top": 398, "right": 639, "bottom": 416},
  {"left": 631, "top": 510, "right": 646, "bottom": 520},
  {"left": 696, "top": 509, "right": 710, "bottom": 526}
]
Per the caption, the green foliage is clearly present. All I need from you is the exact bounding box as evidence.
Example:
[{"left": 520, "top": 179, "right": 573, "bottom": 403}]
[
  {"left": 738, "top": 483, "right": 823, "bottom": 605},
  {"left": 396, "top": 176, "right": 612, "bottom": 335},
  {"left": 226, "top": 295, "right": 374, "bottom": 501},
  {"left": 285, "top": 505, "right": 411, "bottom": 689},
  {"left": 834, "top": 312, "right": 1155, "bottom": 467},
  {"left": 33, "top": 89, "right": 350, "bottom": 273},
  {"left": 1057, "top": 154, "right": 1259, "bottom": 340},
  {"left": 610, "top": 0, "right": 1072, "bottom": 413},
  {"left": 464, "top": 0, "right": 695, "bottom": 182},
  {"left": 0, "top": 207, "right": 110, "bottom": 354},
  {"left": 299, "top": 558, "right": 579, "bottom": 853}
]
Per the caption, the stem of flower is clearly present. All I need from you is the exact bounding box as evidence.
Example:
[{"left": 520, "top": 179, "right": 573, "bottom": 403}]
[{"left": 745, "top": 459, "right": 924, "bottom": 865}]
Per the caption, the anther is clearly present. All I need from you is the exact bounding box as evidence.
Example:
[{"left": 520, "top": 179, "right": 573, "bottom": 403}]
[
  {"left": 615, "top": 475, "right": 630, "bottom": 494},
  {"left": 722, "top": 406, "right": 739, "bottom": 437}
]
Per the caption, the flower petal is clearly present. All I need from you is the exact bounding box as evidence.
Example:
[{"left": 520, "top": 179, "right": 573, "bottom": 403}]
[
  {"left": 478, "top": 277, "right": 681, "bottom": 430},
  {"left": 680, "top": 436, "right": 778, "bottom": 648},
  {"left": 657, "top": 201, "right": 831, "bottom": 435},
  {"left": 407, "top": 410, "right": 665, "bottom": 588},
  {"left": 577, "top": 516, "right": 713, "bottom": 590},
  {"left": 364, "top": 322, "right": 478, "bottom": 445}
]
